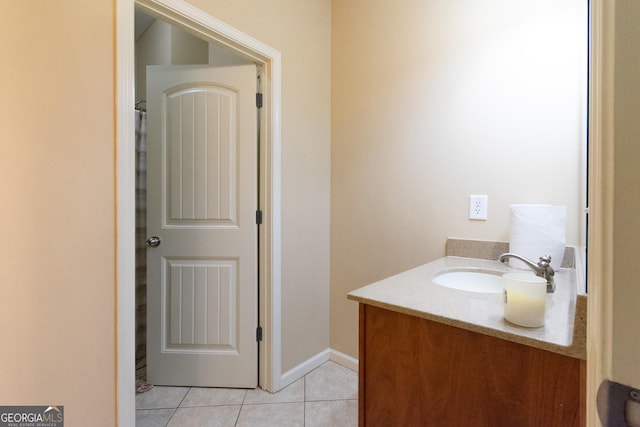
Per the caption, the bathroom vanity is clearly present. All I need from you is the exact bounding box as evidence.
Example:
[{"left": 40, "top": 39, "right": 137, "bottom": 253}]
[{"left": 348, "top": 253, "right": 586, "bottom": 427}]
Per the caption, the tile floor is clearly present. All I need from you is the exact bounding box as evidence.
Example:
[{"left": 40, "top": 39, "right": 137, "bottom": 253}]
[{"left": 136, "top": 361, "right": 358, "bottom": 427}]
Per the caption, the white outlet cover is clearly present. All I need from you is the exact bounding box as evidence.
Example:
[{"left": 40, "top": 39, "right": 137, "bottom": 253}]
[{"left": 469, "top": 195, "right": 488, "bottom": 220}]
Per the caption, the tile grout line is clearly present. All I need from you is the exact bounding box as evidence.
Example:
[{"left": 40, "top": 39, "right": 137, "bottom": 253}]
[
  {"left": 165, "top": 387, "right": 191, "bottom": 427},
  {"left": 163, "top": 408, "right": 177, "bottom": 427},
  {"left": 303, "top": 372, "right": 307, "bottom": 427},
  {"left": 238, "top": 388, "right": 249, "bottom": 426},
  {"left": 136, "top": 361, "right": 358, "bottom": 426}
]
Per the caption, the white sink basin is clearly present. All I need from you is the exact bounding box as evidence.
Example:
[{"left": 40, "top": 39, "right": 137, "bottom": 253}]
[{"left": 433, "top": 268, "right": 505, "bottom": 293}]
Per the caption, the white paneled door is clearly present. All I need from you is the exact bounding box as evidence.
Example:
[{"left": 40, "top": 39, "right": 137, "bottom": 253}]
[{"left": 146, "top": 65, "right": 258, "bottom": 388}]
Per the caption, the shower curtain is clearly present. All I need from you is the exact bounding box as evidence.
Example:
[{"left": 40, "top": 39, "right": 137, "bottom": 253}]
[{"left": 135, "top": 109, "right": 148, "bottom": 375}]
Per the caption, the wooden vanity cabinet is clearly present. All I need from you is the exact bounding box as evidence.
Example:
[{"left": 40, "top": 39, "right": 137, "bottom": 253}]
[{"left": 358, "top": 304, "right": 586, "bottom": 427}]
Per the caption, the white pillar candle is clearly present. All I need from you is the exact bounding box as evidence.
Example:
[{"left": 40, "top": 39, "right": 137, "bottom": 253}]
[{"left": 503, "top": 273, "right": 547, "bottom": 327}]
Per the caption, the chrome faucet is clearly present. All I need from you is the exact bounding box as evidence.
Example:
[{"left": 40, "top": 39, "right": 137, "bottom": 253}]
[{"left": 498, "top": 253, "right": 556, "bottom": 293}]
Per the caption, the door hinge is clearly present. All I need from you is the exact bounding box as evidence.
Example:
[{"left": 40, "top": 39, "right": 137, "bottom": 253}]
[
  {"left": 256, "top": 92, "right": 263, "bottom": 109},
  {"left": 256, "top": 326, "right": 263, "bottom": 342},
  {"left": 256, "top": 210, "right": 263, "bottom": 225}
]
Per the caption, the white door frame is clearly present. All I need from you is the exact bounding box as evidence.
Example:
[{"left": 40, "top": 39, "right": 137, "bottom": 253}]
[
  {"left": 116, "top": 0, "right": 282, "bottom": 424},
  {"left": 586, "top": 0, "right": 614, "bottom": 426}
]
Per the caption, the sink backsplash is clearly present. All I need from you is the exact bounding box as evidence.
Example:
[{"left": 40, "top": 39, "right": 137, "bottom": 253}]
[{"left": 446, "top": 238, "right": 575, "bottom": 269}]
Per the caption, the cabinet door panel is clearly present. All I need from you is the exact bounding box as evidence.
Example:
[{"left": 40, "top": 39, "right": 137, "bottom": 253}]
[{"left": 359, "top": 304, "right": 584, "bottom": 427}]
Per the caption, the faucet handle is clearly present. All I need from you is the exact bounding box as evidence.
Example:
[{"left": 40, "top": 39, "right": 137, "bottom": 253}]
[
  {"left": 538, "top": 255, "right": 552, "bottom": 267},
  {"left": 537, "top": 255, "right": 555, "bottom": 293}
]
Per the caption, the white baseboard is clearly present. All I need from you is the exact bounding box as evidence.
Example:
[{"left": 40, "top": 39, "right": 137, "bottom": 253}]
[
  {"left": 279, "top": 349, "right": 330, "bottom": 390},
  {"left": 329, "top": 348, "right": 359, "bottom": 372},
  {"left": 277, "top": 348, "right": 359, "bottom": 391}
]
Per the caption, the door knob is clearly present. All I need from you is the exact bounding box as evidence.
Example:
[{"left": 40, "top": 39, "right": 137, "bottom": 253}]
[{"left": 146, "top": 236, "right": 161, "bottom": 247}]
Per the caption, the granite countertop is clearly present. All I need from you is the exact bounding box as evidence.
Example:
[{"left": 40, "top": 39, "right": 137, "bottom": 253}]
[{"left": 347, "top": 256, "right": 586, "bottom": 360}]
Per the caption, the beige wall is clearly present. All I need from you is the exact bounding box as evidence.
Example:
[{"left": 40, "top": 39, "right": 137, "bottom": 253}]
[
  {"left": 185, "top": 0, "right": 332, "bottom": 373},
  {"left": 0, "top": 0, "right": 331, "bottom": 422},
  {"left": 612, "top": 0, "right": 640, "bottom": 388},
  {"left": 331, "top": 0, "right": 587, "bottom": 358},
  {"left": 0, "top": 0, "right": 116, "bottom": 425}
]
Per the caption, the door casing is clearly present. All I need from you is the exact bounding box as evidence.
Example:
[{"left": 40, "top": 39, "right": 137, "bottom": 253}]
[{"left": 116, "top": 0, "right": 282, "bottom": 425}]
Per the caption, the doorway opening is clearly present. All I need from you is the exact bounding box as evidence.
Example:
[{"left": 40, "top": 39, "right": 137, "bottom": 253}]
[
  {"left": 117, "top": 0, "right": 283, "bottom": 423},
  {"left": 133, "top": 11, "right": 260, "bottom": 390}
]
